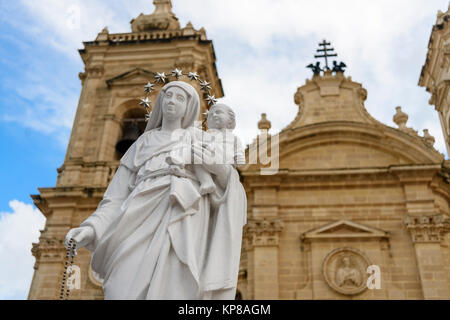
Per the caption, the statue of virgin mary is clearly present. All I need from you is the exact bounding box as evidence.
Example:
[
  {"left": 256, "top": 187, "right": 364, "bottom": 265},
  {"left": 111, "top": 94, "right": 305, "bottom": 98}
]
[{"left": 65, "top": 81, "right": 247, "bottom": 300}]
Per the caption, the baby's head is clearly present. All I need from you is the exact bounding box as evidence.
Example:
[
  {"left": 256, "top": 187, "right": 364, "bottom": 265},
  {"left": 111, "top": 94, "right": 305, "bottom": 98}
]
[{"left": 207, "top": 103, "right": 236, "bottom": 130}]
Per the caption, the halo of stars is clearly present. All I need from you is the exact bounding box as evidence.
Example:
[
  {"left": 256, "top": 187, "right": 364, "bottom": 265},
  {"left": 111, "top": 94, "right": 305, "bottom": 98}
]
[{"left": 139, "top": 69, "right": 218, "bottom": 123}]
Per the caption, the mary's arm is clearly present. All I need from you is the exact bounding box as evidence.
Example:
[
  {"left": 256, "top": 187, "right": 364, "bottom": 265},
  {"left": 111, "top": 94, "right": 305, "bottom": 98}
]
[
  {"left": 212, "top": 165, "right": 232, "bottom": 189},
  {"left": 192, "top": 142, "right": 232, "bottom": 189},
  {"left": 79, "top": 165, "right": 136, "bottom": 251}
]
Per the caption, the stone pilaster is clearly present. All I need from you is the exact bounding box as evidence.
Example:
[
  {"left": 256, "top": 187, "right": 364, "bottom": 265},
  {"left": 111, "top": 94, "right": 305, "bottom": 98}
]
[
  {"left": 404, "top": 214, "right": 449, "bottom": 299},
  {"left": 29, "top": 236, "right": 66, "bottom": 300},
  {"left": 244, "top": 218, "right": 283, "bottom": 299}
]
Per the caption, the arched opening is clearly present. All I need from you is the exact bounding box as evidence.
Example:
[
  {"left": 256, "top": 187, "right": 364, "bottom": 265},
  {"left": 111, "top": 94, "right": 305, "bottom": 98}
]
[{"left": 115, "top": 108, "right": 147, "bottom": 160}]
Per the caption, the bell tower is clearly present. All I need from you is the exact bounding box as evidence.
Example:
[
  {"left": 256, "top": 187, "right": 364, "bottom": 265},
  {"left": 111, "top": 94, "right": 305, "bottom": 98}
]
[
  {"left": 28, "top": 0, "right": 223, "bottom": 299},
  {"left": 419, "top": 4, "right": 450, "bottom": 156}
]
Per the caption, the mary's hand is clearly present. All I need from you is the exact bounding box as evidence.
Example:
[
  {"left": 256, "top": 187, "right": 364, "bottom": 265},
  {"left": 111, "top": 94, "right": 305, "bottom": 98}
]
[
  {"left": 65, "top": 226, "right": 95, "bottom": 256},
  {"left": 192, "top": 143, "right": 230, "bottom": 188}
]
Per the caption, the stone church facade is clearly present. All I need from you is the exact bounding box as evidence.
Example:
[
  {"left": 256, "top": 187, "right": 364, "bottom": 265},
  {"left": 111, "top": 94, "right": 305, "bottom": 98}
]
[{"left": 29, "top": 1, "right": 450, "bottom": 299}]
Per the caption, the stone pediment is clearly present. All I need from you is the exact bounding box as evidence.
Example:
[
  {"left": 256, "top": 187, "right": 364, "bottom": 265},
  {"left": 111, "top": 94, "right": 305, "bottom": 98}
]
[
  {"left": 301, "top": 220, "right": 389, "bottom": 240},
  {"left": 106, "top": 68, "right": 155, "bottom": 88},
  {"left": 280, "top": 122, "right": 443, "bottom": 170}
]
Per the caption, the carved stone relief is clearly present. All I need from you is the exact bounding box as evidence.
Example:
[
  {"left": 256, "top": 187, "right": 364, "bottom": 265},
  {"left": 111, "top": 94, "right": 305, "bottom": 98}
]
[{"left": 322, "top": 247, "right": 371, "bottom": 296}]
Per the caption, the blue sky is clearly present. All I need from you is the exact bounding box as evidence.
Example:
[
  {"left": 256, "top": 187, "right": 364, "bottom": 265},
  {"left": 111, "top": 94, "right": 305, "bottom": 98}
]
[
  {"left": 0, "top": 0, "right": 448, "bottom": 299},
  {"left": 0, "top": 1, "right": 81, "bottom": 212}
]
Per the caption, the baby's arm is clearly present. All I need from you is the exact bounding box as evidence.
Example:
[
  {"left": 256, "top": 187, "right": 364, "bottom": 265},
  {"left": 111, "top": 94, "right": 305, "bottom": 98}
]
[
  {"left": 190, "top": 128, "right": 217, "bottom": 195},
  {"left": 194, "top": 165, "right": 216, "bottom": 195},
  {"left": 234, "top": 135, "right": 246, "bottom": 166}
]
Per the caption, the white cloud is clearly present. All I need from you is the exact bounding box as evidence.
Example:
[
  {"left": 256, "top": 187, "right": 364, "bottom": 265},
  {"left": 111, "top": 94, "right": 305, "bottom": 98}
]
[
  {"left": 174, "top": 0, "right": 449, "bottom": 155},
  {"left": 0, "top": 200, "right": 46, "bottom": 300},
  {"left": 5, "top": 0, "right": 449, "bottom": 156}
]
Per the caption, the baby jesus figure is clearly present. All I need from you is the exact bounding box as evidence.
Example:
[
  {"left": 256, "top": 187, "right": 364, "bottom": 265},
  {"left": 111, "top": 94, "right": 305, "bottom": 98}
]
[{"left": 195, "top": 103, "right": 245, "bottom": 195}]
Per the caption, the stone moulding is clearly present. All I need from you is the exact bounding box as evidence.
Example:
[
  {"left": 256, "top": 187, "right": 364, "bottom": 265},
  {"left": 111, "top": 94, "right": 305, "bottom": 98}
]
[
  {"left": 301, "top": 220, "right": 389, "bottom": 240},
  {"left": 300, "top": 220, "right": 391, "bottom": 254},
  {"left": 106, "top": 68, "right": 155, "bottom": 88}
]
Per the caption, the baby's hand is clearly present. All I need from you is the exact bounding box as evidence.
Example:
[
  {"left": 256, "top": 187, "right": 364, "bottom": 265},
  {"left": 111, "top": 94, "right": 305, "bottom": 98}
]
[
  {"left": 169, "top": 165, "right": 186, "bottom": 177},
  {"left": 166, "top": 156, "right": 185, "bottom": 168}
]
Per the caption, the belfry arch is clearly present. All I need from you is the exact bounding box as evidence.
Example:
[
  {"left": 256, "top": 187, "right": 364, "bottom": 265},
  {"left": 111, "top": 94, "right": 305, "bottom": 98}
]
[{"left": 113, "top": 102, "right": 147, "bottom": 160}]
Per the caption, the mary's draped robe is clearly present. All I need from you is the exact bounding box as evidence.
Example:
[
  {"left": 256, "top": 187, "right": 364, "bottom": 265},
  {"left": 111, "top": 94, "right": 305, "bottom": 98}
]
[{"left": 80, "top": 127, "right": 247, "bottom": 299}]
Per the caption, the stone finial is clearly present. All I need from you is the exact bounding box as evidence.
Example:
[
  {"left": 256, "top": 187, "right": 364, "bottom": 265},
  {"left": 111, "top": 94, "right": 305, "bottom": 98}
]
[
  {"left": 423, "top": 129, "right": 435, "bottom": 147},
  {"left": 153, "top": 0, "right": 173, "bottom": 14},
  {"left": 182, "top": 21, "right": 195, "bottom": 36},
  {"left": 436, "top": 3, "right": 450, "bottom": 24},
  {"left": 199, "top": 27, "right": 207, "bottom": 40},
  {"left": 393, "top": 106, "right": 408, "bottom": 129},
  {"left": 258, "top": 113, "right": 271, "bottom": 131},
  {"left": 131, "top": 0, "right": 180, "bottom": 32},
  {"left": 95, "top": 26, "right": 109, "bottom": 41},
  {"left": 393, "top": 106, "right": 418, "bottom": 136}
]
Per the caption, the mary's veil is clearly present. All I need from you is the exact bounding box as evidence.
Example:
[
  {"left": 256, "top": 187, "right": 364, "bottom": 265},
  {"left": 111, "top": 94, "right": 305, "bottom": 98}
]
[{"left": 145, "top": 81, "right": 200, "bottom": 132}]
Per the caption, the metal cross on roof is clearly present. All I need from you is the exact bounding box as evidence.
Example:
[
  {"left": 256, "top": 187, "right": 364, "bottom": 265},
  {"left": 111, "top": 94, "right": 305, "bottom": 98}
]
[{"left": 314, "top": 40, "right": 338, "bottom": 70}]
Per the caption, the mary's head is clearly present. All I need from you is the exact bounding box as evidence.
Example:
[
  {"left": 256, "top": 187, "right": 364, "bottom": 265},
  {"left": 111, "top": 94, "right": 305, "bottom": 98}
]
[{"left": 145, "top": 81, "right": 200, "bottom": 132}]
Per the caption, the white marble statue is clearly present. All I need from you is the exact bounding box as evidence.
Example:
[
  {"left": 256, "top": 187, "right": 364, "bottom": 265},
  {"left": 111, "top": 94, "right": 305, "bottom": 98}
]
[
  {"left": 194, "top": 103, "right": 245, "bottom": 195},
  {"left": 65, "top": 81, "right": 247, "bottom": 300}
]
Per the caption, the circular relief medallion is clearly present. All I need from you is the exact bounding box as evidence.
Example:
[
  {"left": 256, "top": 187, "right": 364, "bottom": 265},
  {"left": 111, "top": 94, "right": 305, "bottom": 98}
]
[{"left": 322, "top": 247, "right": 371, "bottom": 296}]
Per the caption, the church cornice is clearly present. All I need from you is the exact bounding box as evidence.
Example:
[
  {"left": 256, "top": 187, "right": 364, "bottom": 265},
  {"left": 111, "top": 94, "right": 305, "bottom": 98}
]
[
  {"left": 32, "top": 186, "right": 108, "bottom": 217},
  {"left": 78, "top": 33, "right": 224, "bottom": 98},
  {"left": 80, "top": 29, "right": 209, "bottom": 52},
  {"left": 241, "top": 164, "right": 442, "bottom": 183}
]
